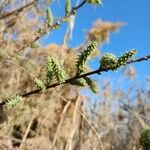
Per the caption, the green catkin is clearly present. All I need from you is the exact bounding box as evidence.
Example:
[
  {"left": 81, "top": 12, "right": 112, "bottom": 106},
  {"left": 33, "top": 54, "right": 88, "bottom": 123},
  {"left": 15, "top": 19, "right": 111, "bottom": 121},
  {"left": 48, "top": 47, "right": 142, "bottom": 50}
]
[
  {"left": 46, "top": 8, "right": 53, "bottom": 27},
  {"left": 86, "top": 0, "right": 102, "bottom": 5},
  {"left": 117, "top": 49, "right": 137, "bottom": 67},
  {"left": 53, "top": 22, "right": 61, "bottom": 29},
  {"left": 84, "top": 77, "right": 98, "bottom": 93},
  {"left": 30, "top": 41, "right": 40, "bottom": 49},
  {"left": 65, "top": 0, "right": 71, "bottom": 16},
  {"left": 52, "top": 59, "right": 66, "bottom": 83},
  {"left": 76, "top": 41, "right": 97, "bottom": 75},
  {"left": 49, "top": 58, "right": 66, "bottom": 83},
  {"left": 46, "top": 57, "right": 54, "bottom": 83},
  {"left": 35, "top": 78, "right": 46, "bottom": 90},
  {"left": 139, "top": 129, "right": 150, "bottom": 150},
  {"left": 6, "top": 95, "right": 22, "bottom": 108},
  {"left": 37, "top": 28, "right": 45, "bottom": 34},
  {"left": 100, "top": 50, "right": 137, "bottom": 71},
  {"left": 100, "top": 53, "right": 118, "bottom": 70},
  {"left": 70, "top": 78, "right": 87, "bottom": 87}
]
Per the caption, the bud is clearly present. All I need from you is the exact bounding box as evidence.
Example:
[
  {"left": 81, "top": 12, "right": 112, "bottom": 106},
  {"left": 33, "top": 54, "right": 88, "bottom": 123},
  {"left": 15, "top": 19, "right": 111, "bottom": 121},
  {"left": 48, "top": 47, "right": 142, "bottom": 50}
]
[{"left": 100, "top": 53, "right": 118, "bottom": 70}]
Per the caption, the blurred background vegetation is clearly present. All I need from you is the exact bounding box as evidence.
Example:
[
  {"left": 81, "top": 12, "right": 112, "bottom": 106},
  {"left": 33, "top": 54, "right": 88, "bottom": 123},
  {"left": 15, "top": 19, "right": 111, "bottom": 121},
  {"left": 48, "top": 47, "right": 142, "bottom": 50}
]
[{"left": 0, "top": 0, "right": 150, "bottom": 150}]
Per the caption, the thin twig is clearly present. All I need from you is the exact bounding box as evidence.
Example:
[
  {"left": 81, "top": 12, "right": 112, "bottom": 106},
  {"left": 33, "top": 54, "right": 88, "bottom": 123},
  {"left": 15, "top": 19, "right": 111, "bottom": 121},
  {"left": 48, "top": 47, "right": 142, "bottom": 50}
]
[
  {"left": 60, "top": 96, "right": 104, "bottom": 150},
  {"left": 127, "top": 55, "right": 150, "bottom": 64},
  {"left": 18, "top": 0, "right": 87, "bottom": 53},
  {"left": 4, "top": 1, "right": 87, "bottom": 61},
  {"left": 52, "top": 101, "right": 71, "bottom": 148},
  {"left": 47, "top": 90, "right": 103, "bottom": 149},
  {"left": 0, "top": 0, "right": 37, "bottom": 20},
  {"left": 0, "top": 54, "right": 150, "bottom": 107},
  {"left": 68, "top": 97, "right": 81, "bottom": 150},
  {"left": 122, "top": 105, "right": 150, "bottom": 129},
  {"left": 72, "top": 0, "right": 86, "bottom": 11},
  {"left": 6, "top": 60, "right": 35, "bottom": 78},
  {"left": 19, "top": 117, "right": 34, "bottom": 150}
]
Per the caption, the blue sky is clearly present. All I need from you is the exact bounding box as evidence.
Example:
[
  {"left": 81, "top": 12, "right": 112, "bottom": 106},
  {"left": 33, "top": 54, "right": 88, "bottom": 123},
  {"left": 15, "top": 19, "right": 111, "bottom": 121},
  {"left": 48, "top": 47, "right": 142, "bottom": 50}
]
[{"left": 41, "top": 0, "right": 150, "bottom": 89}]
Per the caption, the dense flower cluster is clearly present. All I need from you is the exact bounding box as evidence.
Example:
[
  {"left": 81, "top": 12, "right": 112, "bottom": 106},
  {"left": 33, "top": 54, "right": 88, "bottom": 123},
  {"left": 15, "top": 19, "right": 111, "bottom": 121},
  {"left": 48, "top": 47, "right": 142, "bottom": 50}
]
[
  {"left": 46, "top": 8, "right": 53, "bottom": 27},
  {"left": 65, "top": 0, "right": 71, "bottom": 16},
  {"left": 46, "top": 57, "right": 55, "bottom": 83},
  {"left": 84, "top": 77, "right": 98, "bottom": 93},
  {"left": 46, "top": 58, "right": 66, "bottom": 83},
  {"left": 117, "top": 49, "right": 137, "bottom": 67},
  {"left": 76, "top": 41, "right": 97, "bottom": 74},
  {"left": 100, "top": 49, "right": 137, "bottom": 70},
  {"left": 6, "top": 95, "right": 22, "bottom": 108},
  {"left": 100, "top": 53, "right": 118, "bottom": 70},
  {"left": 35, "top": 78, "right": 46, "bottom": 90}
]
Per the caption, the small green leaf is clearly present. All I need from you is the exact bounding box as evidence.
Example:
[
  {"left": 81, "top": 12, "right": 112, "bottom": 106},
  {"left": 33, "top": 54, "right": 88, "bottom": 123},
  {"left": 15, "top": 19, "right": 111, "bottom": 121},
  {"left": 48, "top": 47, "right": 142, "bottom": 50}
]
[{"left": 46, "top": 57, "right": 54, "bottom": 84}]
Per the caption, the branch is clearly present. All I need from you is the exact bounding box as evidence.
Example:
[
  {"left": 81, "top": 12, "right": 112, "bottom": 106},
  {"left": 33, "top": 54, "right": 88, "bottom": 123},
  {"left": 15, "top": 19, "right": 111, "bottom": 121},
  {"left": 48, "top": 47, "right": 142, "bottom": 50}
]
[
  {"left": 0, "top": 0, "right": 37, "bottom": 20},
  {"left": 0, "top": 1, "right": 11, "bottom": 14},
  {"left": 127, "top": 55, "right": 150, "bottom": 64},
  {"left": 72, "top": 0, "right": 86, "bottom": 11},
  {"left": 0, "top": 54, "right": 150, "bottom": 107},
  {"left": 4, "top": 0, "right": 87, "bottom": 60},
  {"left": 17, "top": 0, "right": 87, "bottom": 54}
]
